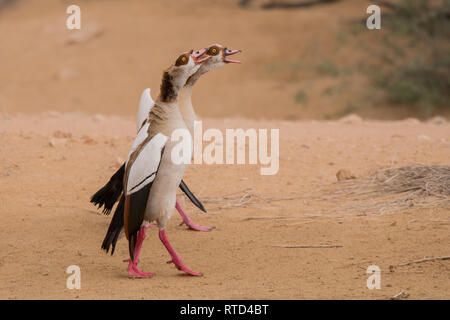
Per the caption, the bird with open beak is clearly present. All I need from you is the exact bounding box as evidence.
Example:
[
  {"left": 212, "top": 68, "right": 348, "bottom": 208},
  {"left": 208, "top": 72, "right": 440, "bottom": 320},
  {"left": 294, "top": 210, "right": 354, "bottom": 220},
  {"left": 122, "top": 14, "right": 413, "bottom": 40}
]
[
  {"left": 122, "top": 49, "right": 209, "bottom": 277},
  {"left": 179, "top": 44, "right": 242, "bottom": 134},
  {"left": 95, "top": 44, "right": 242, "bottom": 257}
]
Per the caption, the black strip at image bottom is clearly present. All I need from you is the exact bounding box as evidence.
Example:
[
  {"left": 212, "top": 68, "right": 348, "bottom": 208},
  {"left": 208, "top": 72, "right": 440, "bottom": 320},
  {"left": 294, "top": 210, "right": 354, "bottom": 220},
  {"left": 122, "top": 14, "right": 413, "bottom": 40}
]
[{"left": 2, "top": 300, "right": 444, "bottom": 318}]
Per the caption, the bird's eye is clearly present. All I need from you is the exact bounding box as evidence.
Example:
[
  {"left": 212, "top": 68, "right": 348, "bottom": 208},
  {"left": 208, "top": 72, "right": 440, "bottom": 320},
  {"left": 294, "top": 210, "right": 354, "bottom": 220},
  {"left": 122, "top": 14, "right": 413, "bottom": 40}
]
[
  {"left": 175, "top": 54, "right": 189, "bottom": 66},
  {"left": 208, "top": 46, "right": 219, "bottom": 56}
]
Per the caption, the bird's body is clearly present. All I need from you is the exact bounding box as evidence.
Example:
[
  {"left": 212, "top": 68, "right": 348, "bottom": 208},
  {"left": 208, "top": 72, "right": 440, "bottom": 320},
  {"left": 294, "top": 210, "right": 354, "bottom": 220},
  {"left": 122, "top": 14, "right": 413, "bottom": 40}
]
[
  {"left": 93, "top": 86, "right": 209, "bottom": 244},
  {"left": 133, "top": 102, "right": 188, "bottom": 228},
  {"left": 121, "top": 50, "right": 209, "bottom": 277},
  {"left": 95, "top": 45, "right": 242, "bottom": 276}
]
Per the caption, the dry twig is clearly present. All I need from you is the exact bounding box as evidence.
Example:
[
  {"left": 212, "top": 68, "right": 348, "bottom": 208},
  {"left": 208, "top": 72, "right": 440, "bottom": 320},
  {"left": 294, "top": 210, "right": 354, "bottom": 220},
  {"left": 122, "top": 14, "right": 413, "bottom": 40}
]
[
  {"left": 262, "top": 0, "right": 339, "bottom": 10},
  {"left": 398, "top": 255, "right": 450, "bottom": 266},
  {"left": 243, "top": 216, "right": 292, "bottom": 221},
  {"left": 391, "top": 291, "right": 409, "bottom": 300},
  {"left": 274, "top": 244, "right": 343, "bottom": 248}
]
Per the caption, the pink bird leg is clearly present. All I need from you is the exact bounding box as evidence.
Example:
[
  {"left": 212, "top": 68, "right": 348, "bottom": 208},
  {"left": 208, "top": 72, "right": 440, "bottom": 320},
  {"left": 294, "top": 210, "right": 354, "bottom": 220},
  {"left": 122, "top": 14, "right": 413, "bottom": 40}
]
[
  {"left": 175, "top": 200, "right": 214, "bottom": 232},
  {"left": 159, "top": 228, "right": 202, "bottom": 276},
  {"left": 124, "top": 224, "right": 155, "bottom": 278}
]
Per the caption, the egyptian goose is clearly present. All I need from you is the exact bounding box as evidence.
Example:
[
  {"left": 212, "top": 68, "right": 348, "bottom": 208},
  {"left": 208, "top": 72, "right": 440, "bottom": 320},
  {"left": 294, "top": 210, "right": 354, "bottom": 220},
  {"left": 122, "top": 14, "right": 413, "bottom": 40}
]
[
  {"left": 121, "top": 49, "right": 209, "bottom": 277},
  {"left": 92, "top": 44, "right": 241, "bottom": 238},
  {"left": 91, "top": 78, "right": 208, "bottom": 231}
]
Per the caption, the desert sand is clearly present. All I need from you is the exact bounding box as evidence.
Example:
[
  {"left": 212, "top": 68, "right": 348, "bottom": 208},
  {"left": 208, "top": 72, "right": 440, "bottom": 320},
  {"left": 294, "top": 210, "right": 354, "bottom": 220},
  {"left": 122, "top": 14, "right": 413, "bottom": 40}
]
[
  {"left": 1, "top": 113, "right": 449, "bottom": 299},
  {"left": 0, "top": 0, "right": 449, "bottom": 300}
]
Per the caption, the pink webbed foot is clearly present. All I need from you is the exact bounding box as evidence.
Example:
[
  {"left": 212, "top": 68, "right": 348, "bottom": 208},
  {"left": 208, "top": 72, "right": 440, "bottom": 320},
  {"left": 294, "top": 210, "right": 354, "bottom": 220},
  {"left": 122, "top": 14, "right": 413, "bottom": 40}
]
[
  {"left": 166, "top": 258, "right": 202, "bottom": 276},
  {"left": 159, "top": 229, "right": 202, "bottom": 276},
  {"left": 179, "top": 220, "right": 214, "bottom": 232},
  {"left": 123, "top": 223, "right": 157, "bottom": 278},
  {"left": 124, "top": 259, "right": 155, "bottom": 278},
  {"left": 176, "top": 200, "right": 214, "bottom": 232}
]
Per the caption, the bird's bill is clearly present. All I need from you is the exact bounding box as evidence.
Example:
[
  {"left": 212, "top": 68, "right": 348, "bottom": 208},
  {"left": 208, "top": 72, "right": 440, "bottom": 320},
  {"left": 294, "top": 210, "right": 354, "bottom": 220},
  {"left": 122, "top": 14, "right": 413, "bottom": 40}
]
[
  {"left": 224, "top": 48, "right": 241, "bottom": 64},
  {"left": 191, "top": 48, "right": 211, "bottom": 65}
]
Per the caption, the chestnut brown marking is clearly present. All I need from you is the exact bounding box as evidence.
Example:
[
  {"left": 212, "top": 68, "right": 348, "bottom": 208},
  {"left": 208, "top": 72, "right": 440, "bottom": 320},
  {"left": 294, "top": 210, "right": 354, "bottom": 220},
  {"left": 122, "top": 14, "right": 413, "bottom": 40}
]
[
  {"left": 175, "top": 54, "right": 189, "bottom": 66},
  {"left": 160, "top": 71, "right": 177, "bottom": 102},
  {"left": 124, "top": 195, "right": 131, "bottom": 239},
  {"left": 207, "top": 45, "right": 220, "bottom": 56},
  {"left": 149, "top": 104, "right": 165, "bottom": 122}
]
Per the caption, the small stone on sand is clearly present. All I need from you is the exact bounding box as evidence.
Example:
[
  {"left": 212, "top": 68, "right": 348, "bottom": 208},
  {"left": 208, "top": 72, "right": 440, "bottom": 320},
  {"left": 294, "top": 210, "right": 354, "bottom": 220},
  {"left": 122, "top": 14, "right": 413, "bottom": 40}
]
[
  {"left": 427, "top": 116, "right": 447, "bottom": 125},
  {"left": 53, "top": 131, "right": 72, "bottom": 139},
  {"left": 417, "top": 134, "right": 431, "bottom": 141},
  {"left": 336, "top": 169, "right": 356, "bottom": 181},
  {"left": 49, "top": 138, "right": 68, "bottom": 147},
  {"left": 82, "top": 135, "right": 96, "bottom": 145},
  {"left": 338, "top": 114, "right": 362, "bottom": 124}
]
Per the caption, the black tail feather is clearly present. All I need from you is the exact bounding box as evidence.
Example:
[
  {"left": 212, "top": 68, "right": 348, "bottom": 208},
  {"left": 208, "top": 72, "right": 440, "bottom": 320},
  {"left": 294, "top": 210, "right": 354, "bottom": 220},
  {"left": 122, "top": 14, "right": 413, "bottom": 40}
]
[
  {"left": 100, "top": 177, "right": 206, "bottom": 256},
  {"left": 179, "top": 180, "right": 207, "bottom": 213},
  {"left": 91, "top": 163, "right": 125, "bottom": 214},
  {"left": 101, "top": 194, "right": 125, "bottom": 255}
]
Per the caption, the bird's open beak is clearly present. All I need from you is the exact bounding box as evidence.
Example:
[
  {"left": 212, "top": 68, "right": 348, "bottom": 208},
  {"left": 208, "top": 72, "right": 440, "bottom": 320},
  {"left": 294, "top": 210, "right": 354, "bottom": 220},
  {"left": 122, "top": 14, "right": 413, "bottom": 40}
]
[
  {"left": 191, "top": 48, "right": 211, "bottom": 65},
  {"left": 223, "top": 48, "right": 242, "bottom": 64}
]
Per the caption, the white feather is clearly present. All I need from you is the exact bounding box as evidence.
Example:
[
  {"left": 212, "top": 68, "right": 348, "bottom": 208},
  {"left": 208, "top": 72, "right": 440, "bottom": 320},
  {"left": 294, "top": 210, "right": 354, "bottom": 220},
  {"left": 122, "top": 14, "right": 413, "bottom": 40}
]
[
  {"left": 126, "top": 133, "right": 168, "bottom": 194},
  {"left": 127, "top": 122, "right": 150, "bottom": 158},
  {"left": 136, "top": 88, "right": 155, "bottom": 133}
]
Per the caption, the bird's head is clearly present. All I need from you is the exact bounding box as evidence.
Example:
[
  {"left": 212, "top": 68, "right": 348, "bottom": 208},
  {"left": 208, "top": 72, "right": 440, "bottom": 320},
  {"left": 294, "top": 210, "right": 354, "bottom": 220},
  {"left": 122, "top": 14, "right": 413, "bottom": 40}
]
[{"left": 186, "top": 44, "right": 241, "bottom": 86}]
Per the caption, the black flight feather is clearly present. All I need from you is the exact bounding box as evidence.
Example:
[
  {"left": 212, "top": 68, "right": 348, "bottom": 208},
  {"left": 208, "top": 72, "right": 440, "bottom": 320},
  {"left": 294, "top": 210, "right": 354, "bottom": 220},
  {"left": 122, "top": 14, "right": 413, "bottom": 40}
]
[
  {"left": 91, "top": 163, "right": 207, "bottom": 214},
  {"left": 90, "top": 163, "right": 125, "bottom": 214},
  {"left": 127, "top": 183, "right": 152, "bottom": 262},
  {"left": 101, "top": 194, "right": 124, "bottom": 255},
  {"left": 100, "top": 179, "right": 207, "bottom": 256},
  {"left": 179, "top": 180, "right": 207, "bottom": 213}
]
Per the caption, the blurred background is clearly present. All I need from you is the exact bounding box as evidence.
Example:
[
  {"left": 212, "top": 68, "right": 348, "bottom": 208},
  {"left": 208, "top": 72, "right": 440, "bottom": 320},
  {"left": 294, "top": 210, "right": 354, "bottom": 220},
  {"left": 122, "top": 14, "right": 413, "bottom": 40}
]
[{"left": 0, "top": 0, "right": 448, "bottom": 120}]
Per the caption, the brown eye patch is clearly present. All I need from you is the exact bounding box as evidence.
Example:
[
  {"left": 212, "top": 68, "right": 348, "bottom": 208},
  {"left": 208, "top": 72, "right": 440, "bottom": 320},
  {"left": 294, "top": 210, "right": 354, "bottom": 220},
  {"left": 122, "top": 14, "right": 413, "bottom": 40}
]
[
  {"left": 207, "top": 46, "right": 220, "bottom": 56},
  {"left": 175, "top": 54, "right": 189, "bottom": 66}
]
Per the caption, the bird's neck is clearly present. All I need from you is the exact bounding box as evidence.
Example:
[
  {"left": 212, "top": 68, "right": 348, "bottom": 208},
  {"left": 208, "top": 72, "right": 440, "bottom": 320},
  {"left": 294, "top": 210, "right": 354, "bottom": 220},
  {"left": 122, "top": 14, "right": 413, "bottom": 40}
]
[
  {"left": 186, "top": 71, "right": 201, "bottom": 87},
  {"left": 179, "top": 85, "right": 197, "bottom": 136},
  {"left": 150, "top": 73, "right": 184, "bottom": 125},
  {"left": 147, "top": 99, "right": 183, "bottom": 135},
  {"left": 158, "top": 71, "right": 185, "bottom": 103}
]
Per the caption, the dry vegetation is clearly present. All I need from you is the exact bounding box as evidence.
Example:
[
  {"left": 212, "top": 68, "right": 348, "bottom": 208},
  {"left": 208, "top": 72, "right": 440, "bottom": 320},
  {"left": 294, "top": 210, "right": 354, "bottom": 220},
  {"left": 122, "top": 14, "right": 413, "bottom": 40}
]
[
  {"left": 199, "top": 165, "right": 450, "bottom": 218},
  {"left": 317, "top": 165, "right": 450, "bottom": 215}
]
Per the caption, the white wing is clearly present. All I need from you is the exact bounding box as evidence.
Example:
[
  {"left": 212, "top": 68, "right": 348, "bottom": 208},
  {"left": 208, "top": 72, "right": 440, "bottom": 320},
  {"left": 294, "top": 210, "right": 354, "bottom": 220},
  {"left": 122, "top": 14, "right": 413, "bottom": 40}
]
[
  {"left": 125, "top": 133, "right": 168, "bottom": 195},
  {"left": 127, "top": 121, "right": 150, "bottom": 158},
  {"left": 136, "top": 88, "right": 155, "bottom": 133}
]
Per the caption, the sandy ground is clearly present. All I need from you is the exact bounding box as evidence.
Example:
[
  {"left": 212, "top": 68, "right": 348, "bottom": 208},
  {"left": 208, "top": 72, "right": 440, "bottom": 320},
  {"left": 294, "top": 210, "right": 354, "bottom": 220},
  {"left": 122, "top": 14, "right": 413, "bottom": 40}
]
[
  {"left": 0, "top": 0, "right": 449, "bottom": 300},
  {"left": 0, "top": 113, "right": 449, "bottom": 299}
]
